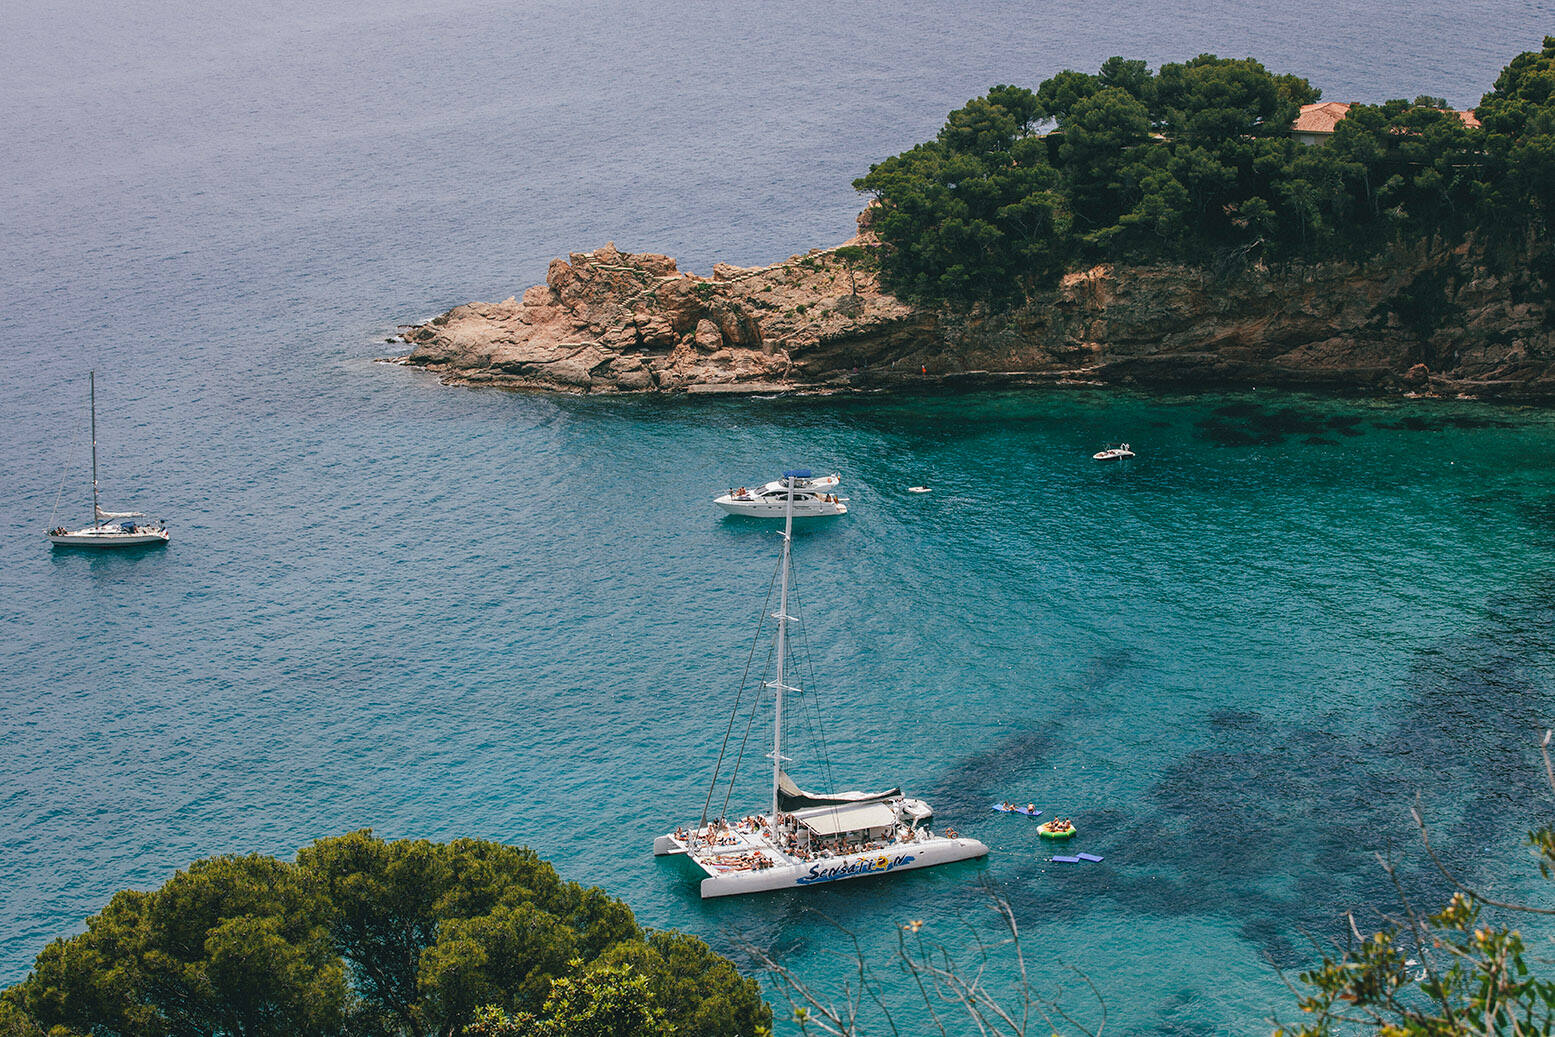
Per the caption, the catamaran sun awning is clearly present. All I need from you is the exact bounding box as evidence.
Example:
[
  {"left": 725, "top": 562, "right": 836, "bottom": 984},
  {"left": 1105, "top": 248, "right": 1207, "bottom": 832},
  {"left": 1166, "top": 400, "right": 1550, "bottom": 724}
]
[
  {"left": 778, "top": 770, "right": 900, "bottom": 812},
  {"left": 796, "top": 801, "right": 899, "bottom": 838}
]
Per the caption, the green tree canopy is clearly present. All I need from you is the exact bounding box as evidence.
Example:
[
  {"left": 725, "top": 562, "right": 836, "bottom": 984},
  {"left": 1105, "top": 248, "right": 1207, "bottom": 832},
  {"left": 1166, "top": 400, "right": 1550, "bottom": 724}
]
[
  {"left": 1475, "top": 36, "right": 1555, "bottom": 243},
  {"left": 855, "top": 44, "right": 1555, "bottom": 306},
  {"left": 1034, "top": 69, "right": 1101, "bottom": 124},
  {"left": 854, "top": 88, "right": 1066, "bottom": 303},
  {"left": 0, "top": 833, "right": 771, "bottom": 1037}
]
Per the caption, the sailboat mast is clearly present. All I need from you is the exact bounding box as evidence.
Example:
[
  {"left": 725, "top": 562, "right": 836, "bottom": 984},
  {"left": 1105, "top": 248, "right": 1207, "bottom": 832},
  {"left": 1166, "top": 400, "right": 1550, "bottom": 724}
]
[
  {"left": 89, "top": 371, "right": 100, "bottom": 528},
  {"left": 771, "top": 473, "right": 795, "bottom": 833}
]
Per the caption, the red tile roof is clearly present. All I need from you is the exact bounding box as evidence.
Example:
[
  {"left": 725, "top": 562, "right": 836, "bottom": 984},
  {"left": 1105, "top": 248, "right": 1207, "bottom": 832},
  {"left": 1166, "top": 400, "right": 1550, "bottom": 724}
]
[
  {"left": 1293, "top": 101, "right": 1482, "bottom": 135},
  {"left": 1293, "top": 101, "right": 1354, "bottom": 134}
]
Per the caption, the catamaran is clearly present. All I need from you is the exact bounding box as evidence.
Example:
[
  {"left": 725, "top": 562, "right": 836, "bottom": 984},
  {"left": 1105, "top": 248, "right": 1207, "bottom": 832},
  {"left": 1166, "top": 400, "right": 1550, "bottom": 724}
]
[
  {"left": 46, "top": 372, "right": 169, "bottom": 548},
  {"left": 657, "top": 471, "right": 987, "bottom": 897}
]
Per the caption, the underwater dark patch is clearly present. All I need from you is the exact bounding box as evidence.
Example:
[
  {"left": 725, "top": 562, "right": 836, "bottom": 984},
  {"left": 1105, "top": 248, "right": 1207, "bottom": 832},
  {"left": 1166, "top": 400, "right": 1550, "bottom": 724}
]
[
  {"left": 1151, "top": 995, "right": 1233, "bottom": 1037},
  {"left": 1195, "top": 418, "right": 1276, "bottom": 447},
  {"left": 1212, "top": 402, "right": 1267, "bottom": 419},
  {"left": 1195, "top": 404, "right": 1358, "bottom": 447},
  {"left": 1023, "top": 579, "right": 1555, "bottom": 966},
  {"left": 1239, "top": 916, "right": 1298, "bottom": 968},
  {"left": 1516, "top": 496, "right": 1555, "bottom": 534},
  {"left": 1207, "top": 708, "right": 1262, "bottom": 731},
  {"left": 1377, "top": 412, "right": 1515, "bottom": 432},
  {"left": 929, "top": 728, "right": 1060, "bottom": 812}
]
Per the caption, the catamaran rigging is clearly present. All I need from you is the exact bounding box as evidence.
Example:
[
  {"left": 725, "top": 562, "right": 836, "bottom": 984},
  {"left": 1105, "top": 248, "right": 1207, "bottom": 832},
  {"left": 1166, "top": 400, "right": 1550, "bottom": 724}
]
[{"left": 656, "top": 470, "right": 987, "bottom": 897}]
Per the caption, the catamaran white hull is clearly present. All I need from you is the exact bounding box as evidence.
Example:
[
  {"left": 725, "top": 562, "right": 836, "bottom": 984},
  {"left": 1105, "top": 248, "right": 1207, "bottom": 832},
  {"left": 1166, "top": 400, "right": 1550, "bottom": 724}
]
[
  {"left": 656, "top": 834, "right": 989, "bottom": 898},
  {"left": 715, "top": 499, "right": 848, "bottom": 518},
  {"left": 49, "top": 529, "right": 169, "bottom": 547}
]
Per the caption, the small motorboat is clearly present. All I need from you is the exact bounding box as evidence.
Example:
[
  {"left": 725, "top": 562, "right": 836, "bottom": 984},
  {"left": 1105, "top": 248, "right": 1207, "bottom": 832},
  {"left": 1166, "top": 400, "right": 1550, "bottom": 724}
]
[
  {"left": 1093, "top": 443, "right": 1135, "bottom": 461},
  {"left": 907, "top": 486, "right": 932, "bottom": 494},
  {"left": 1037, "top": 818, "right": 1077, "bottom": 839},
  {"left": 716, "top": 470, "right": 848, "bottom": 519}
]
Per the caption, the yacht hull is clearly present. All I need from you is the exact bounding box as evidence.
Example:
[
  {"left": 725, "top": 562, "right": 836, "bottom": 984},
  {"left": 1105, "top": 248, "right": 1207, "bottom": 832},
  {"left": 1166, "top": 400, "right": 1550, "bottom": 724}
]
[
  {"left": 657, "top": 832, "right": 988, "bottom": 897},
  {"left": 49, "top": 529, "right": 169, "bottom": 547},
  {"left": 700, "top": 836, "right": 988, "bottom": 897},
  {"left": 715, "top": 499, "right": 847, "bottom": 518}
]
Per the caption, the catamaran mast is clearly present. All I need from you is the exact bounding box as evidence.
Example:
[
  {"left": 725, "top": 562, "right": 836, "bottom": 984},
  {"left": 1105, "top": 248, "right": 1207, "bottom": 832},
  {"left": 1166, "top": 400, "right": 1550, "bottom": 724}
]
[
  {"left": 89, "top": 371, "right": 100, "bottom": 528},
  {"left": 770, "top": 473, "right": 796, "bottom": 834}
]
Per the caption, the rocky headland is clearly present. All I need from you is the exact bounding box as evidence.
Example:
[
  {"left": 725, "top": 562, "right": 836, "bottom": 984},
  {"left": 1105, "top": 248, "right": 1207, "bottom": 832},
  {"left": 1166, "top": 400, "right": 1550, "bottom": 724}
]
[{"left": 396, "top": 220, "right": 1555, "bottom": 401}]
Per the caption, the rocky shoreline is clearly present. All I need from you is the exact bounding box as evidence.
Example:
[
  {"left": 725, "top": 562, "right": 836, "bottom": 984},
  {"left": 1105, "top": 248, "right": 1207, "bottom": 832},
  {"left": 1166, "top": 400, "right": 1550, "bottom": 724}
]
[{"left": 395, "top": 222, "right": 1555, "bottom": 402}]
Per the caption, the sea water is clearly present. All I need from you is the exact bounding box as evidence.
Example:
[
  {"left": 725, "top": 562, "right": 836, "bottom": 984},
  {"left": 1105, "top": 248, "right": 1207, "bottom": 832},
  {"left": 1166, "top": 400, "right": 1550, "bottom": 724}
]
[{"left": 4, "top": 1, "right": 1555, "bottom": 1032}]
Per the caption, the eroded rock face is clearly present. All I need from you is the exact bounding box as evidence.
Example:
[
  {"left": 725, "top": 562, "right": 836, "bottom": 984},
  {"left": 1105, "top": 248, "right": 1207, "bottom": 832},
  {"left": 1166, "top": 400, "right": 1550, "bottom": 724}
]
[{"left": 400, "top": 231, "right": 1555, "bottom": 400}]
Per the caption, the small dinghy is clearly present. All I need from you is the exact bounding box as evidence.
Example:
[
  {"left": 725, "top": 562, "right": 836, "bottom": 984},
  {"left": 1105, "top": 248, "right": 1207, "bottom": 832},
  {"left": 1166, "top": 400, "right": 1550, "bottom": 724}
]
[
  {"left": 1037, "top": 818, "right": 1077, "bottom": 839},
  {"left": 908, "top": 486, "right": 932, "bottom": 494},
  {"left": 1092, "top": 443, "right": 1135, "bottom": 461}
]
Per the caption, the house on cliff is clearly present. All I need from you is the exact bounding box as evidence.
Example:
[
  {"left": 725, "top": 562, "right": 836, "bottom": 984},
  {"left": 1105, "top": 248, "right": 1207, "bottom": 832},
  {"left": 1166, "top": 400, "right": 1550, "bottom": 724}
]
[{"left": 1293, "top": 101, "right": 1481, "bottom": 144}]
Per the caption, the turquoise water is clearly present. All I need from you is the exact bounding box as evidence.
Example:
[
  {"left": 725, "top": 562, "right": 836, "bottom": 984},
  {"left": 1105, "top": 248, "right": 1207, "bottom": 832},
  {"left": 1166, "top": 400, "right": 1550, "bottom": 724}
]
[
  {"left": 8, "top": 381, "right": 1555, "bottom": 1031},
  {"left": 6, "top": 0, "right": 1555, "bottom": 1031}
]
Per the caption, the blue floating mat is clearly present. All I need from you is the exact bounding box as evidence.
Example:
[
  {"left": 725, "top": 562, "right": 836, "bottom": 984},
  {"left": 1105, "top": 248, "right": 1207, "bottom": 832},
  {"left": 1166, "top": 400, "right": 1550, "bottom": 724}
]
[
  {"left": 1077, "top": 853, "right": 1104, "bottom": 863},
  {"left": 1051, "top": 855, "right": 1081, "bottom": 863},
  {"left": 992, "top": 803, "right": 1041, "bottom": 817}
]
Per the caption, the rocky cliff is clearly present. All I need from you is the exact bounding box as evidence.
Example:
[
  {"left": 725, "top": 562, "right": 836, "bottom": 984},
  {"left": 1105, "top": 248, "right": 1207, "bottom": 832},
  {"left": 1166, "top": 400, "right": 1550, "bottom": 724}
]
[{"left": 396, "top": 226, "right": 1555, "bottom": 400}]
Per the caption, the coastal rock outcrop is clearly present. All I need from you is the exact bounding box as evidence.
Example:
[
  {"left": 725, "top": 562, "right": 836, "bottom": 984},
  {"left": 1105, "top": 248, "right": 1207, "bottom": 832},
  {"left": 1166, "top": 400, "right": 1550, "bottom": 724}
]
[{"left": 399, "top": 227, "right": 1555, "bottom": 400}]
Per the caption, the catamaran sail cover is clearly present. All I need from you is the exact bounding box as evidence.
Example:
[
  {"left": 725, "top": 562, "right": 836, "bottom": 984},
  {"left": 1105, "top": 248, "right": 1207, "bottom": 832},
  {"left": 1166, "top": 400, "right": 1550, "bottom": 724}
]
[
  {"left": 796, "top": 801, "right": 900, "bottom": 838},
  {"left": 778, "top": 770, "right": 901, "bottom": 812}
]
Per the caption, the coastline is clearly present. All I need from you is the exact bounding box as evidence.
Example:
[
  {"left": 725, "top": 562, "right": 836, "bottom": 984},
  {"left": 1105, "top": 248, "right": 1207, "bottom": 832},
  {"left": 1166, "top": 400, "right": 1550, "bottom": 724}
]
[{"left": 394, "top": 224, "right": 1555, "bottom": 403}]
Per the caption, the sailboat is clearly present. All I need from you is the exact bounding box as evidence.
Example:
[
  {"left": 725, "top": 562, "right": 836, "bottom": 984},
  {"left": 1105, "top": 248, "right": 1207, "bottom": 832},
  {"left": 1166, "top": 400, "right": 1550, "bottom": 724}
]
[
  {"left": 655, "top": 471, "right": 987, "bottom": 897},
  {"left": 46, "top": 372, "right": 169, "bottom": 548}
]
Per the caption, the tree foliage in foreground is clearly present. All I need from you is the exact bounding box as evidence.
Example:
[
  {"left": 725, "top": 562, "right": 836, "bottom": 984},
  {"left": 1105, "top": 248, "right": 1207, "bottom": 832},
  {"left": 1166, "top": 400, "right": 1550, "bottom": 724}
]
[
  {"left": 0, "top": 831, "right": 770, "bottom": 1037},
  {"left": 855, "top": 38, "right": 1555, "bottom": 304}
]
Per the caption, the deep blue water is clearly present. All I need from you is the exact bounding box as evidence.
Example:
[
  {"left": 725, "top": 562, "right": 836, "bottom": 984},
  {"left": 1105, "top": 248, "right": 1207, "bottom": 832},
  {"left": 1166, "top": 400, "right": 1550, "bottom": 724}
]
[{"left": 5, "top": 1, "right": 1555, "bottom": 1032}]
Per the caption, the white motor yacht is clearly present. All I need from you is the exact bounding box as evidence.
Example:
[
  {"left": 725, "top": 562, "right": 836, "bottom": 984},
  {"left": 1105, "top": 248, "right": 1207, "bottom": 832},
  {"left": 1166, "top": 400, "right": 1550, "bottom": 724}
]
[
  {"left": 716, "top": 470, "right": 847, "bottom": 518},
  {"left": 1092, "top": 443, "right": 1136, "bottom": 461}
]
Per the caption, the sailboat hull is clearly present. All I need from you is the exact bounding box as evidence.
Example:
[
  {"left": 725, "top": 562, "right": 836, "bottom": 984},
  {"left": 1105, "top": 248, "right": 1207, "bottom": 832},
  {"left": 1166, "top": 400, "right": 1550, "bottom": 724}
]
[{"left": 49, "top": 528, "right": 169, "bottom": 547}]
